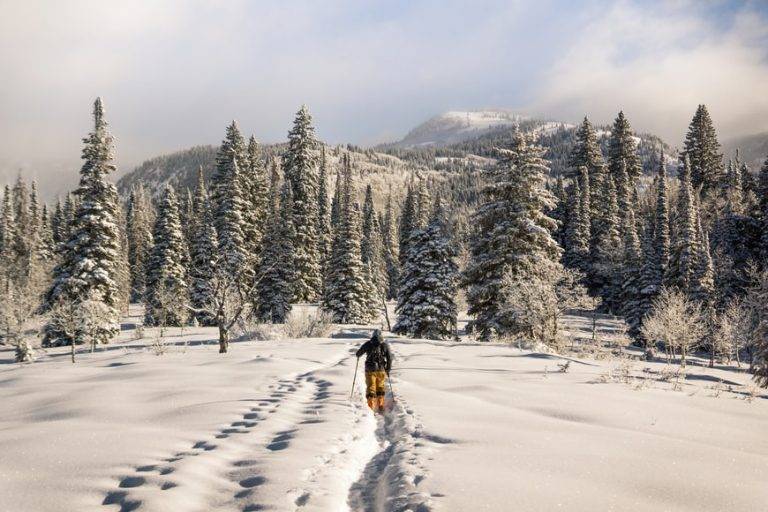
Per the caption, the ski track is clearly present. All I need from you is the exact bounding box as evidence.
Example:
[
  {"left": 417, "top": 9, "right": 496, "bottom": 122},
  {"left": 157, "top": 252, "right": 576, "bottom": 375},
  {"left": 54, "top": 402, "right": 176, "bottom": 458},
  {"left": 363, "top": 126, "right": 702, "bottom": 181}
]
[{"left": 101, "top": 341, "right": 447, "bottom": 512}]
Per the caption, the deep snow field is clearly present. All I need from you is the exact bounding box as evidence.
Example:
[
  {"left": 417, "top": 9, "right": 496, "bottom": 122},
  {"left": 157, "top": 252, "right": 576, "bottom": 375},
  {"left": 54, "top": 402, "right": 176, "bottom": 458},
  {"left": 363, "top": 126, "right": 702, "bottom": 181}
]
[{"left": 1, "top": 309, "right": 767, "bottom": 512}]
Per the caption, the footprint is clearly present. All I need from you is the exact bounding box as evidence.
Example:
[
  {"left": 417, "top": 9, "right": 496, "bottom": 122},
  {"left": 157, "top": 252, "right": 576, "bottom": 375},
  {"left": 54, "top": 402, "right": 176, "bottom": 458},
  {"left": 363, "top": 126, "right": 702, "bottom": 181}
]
[
  {"left": 239, "top": 476, "right": 267, "bottom": 488},
  {"left": 102, "top": 491, "right": 141, "bottom": 512},
  {"left": 233, "top": 459, "right": 258, "bottom": 468},
  {"left": 118, "top": 476, "right": 146, "bottom": 488},
  {"left": 193, "top": 441, "right": 217, "bottom": 451},
  {"left": 243, "top": 413, "right": 260, "bottom": 420},
  {"left": 295, "top": 492, "right": 310, "bottom": 506},
  {"left": 136, "top": 465, "right": 156, "bottom": 472},
  {"left": 161, "top": 481, "right": 178, "bottom": 490},
  {"left": 243, "top": 505, "right": 267, "bottom": 511}
]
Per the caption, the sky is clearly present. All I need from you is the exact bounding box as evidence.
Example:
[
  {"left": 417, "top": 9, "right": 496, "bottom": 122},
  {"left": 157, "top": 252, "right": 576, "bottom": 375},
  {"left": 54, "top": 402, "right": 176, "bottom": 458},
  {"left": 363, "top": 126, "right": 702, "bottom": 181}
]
[{"left": 1, "top": 0, "right": 767, "bottom": 197}]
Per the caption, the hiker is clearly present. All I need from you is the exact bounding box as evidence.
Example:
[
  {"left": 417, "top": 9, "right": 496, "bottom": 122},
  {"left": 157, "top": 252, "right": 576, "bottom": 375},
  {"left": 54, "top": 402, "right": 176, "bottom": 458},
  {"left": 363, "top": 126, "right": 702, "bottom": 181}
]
[{"left": 355, "top": 329, "right": 393, "bottom": 412}]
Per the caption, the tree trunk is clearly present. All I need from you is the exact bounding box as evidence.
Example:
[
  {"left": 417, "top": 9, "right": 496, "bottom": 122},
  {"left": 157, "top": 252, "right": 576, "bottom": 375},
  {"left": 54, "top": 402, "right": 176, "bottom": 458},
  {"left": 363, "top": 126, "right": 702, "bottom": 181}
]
[
  {"left": 219, "top": 326, "right": 228, "bottom": 354},
  {"left": 70, "top": 339, "right": 75, "bottom": 364}
]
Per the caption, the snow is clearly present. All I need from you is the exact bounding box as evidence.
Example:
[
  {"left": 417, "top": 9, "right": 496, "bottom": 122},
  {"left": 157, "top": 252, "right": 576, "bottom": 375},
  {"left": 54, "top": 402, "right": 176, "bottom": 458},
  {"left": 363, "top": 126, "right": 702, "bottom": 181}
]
[
  {"left": 1, "top": 308, "right": 767, "bottom": 511},
  {"left": 440, "top": 110, "right": 524, "bottom": 133}
]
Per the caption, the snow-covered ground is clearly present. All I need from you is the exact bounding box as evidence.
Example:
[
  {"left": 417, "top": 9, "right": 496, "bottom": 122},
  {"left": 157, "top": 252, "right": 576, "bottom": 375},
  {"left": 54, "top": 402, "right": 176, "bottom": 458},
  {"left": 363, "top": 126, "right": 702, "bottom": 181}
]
[{"left": 1, "top": 310, "right": 767, "bottom": 511}]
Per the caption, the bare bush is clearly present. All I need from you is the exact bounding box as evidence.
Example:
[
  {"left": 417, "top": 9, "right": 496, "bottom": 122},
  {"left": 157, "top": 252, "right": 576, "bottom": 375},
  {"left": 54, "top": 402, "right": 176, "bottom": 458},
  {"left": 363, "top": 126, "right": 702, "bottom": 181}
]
[
  {"left": 641, "top": 287, "right": 704, "bottom": 369},
  {"left": 283, "top": 309, "right": 334, "bottom": 339}
]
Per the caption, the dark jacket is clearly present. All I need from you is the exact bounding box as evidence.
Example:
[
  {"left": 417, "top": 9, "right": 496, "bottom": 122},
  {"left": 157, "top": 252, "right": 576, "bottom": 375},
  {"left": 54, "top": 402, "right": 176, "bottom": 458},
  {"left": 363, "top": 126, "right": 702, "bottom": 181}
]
[{"left": 356, "top": 333, "right": 392, "bottom": 373}]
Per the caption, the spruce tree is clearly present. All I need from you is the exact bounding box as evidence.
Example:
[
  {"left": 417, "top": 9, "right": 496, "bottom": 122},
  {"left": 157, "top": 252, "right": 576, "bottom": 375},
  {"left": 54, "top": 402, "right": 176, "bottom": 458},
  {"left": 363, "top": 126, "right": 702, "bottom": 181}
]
[
  {"left": 283, "top": 105, "right": 322, "bottom": 302},
  {"left": 125, "top": 185, "right": 154, "bottom": 302},
  {"left": 570, "top": 117, "right": 606, "bottom": 212},
  {"left": 381, "top": 191, "right": 400, "bottom": 300},
  {"left": 608, "top": 111, "right": 642, "bottom": 185},
  {"left": 0, "top": 185, "right": 13, "bottom": 260},
  {"left": 317, "top": 146, "right": 332, "bottom": 266},
  {"left": 655, "top": 154, "right": 671, "bottom": 285},
  {"left": 188, "top": 171, "right": 218, "bottom": 325},
  {"left": 242, "top": 136, "right": 269, "bottom": 264},
  {"left": 322, "top": 160, "right": 374, "bottom": 324},
  {"left": 394, "top": 196, "right": 458, "bottom": 339},
  {"left": 44, "top": 98, "right": 121, "bottom": 346},
  {"left": 361, "top": 184, "right": 386, "bottom": 299},
  {"left": 620, "top": 202, "right": 643, "bottom": 337},
  {"left": 255, "top": 179, "right": 296, "bottom": 323},
  {"left": 51, "top": 198, "right": 64, "bottom": 248},
  {"left": 668, "top": 156, "right": 699, "bottom": 294},
  {"left": 144, "top": 186, "right": 188, "bottom": 327},
  {"left": 691, "top": 202, "right": 715, "bottom": 305},
  {"left": 591, "top": 174, "right": 621, "bottom": 310},
  {"left": 330, "top": 165, "right": 343, "bottom": 230},
  {"left": 398, "top": 183, "right": 416, "bottom": 267},
  {"left": 577, "top": 166, "right": 592, "bottom": 268},
  {"left": 563, "top": 178, "right": 588, "bottom": 270},
  {"left": 211, "top": 122, "right": 248, "bottom": 280},
  {"left": 682, "top": 104, "right": 723, "bottom": 194},
  {"left": 759, "top": 155, "right": 768, "bottom": 262},
  {"left": 462, "top": 130, "right": 561, "bottom": 338}
]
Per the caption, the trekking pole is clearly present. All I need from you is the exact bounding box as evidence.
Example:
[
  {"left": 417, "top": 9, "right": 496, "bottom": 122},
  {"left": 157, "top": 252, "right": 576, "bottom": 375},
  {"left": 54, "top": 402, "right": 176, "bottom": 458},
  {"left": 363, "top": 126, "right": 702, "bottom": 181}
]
[
  {"left": 350, "top": 357, "right": 360, "bottom": 401},
  {"left": 387, "top": 372, "right": 396, "bottom": 403}
]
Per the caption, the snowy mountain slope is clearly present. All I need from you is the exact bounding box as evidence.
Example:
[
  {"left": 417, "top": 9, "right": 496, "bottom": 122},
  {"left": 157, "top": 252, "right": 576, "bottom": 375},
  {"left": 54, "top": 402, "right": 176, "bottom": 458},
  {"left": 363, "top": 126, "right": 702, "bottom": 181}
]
[
  {"left": 1, "top": 308, "right": 766, "bottom": 512},
  {"left": 723, "top": 131, "right": 768, "bottom": 170},
  {"left": 394, "top": 110, "right": 527, "bottom": 148}
]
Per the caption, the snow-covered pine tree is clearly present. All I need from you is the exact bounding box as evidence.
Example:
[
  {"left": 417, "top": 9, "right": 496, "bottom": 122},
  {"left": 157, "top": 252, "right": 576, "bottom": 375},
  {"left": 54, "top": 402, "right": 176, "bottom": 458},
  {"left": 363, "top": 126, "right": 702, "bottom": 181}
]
[
  {"left": 551, "top": 174, "right": 567, "bottom": 246},
  {"left": 682, "top": 104, "right": 723, "bottom": 194},
  {"left": 620, "top": 198, "right": 643, "bottom": 338},
  {"left": 242, "top": 135, "right": 269, "bottom": 265},
  {"left": 60, "top": 192, "right": 77, "bottom": 247},
  {"left": 322, "top": 159, "right": 374, "bottom": 324},
  {"left": 37, "top": 203, "right": 54, "bottom": 262},
  {"left": 413, "top": 178, "right": 431, "bottom": 231},
  {"left": 255, "top": 179, "right": 296, "bottom": 323},
  {"left": 283, "top": 105, "right": 322, "bottom": 302},
  {"left": 212, "top": 122, "right": 249, "bottom": 280},
  {"left": 398, "top": 183, "right": 416, "bottom": 267},
  {"left": 144, "top": 186, "right": 188, "bottom": 327},
  {"left": 608, "top": 111, "right": 642, "bottom": 185},
  {"left": 0, "top": 185, "right": 13, "bottom": 260},
  {"left": 577, "top": 166, "right": 592, "bottom": 267},
  {"left": 462, "top": 130, "right": 561, "bottom": 339},
  {"left": 125, "top": 184, "right": 154, "bottom": 302},
  {"left": 655, "top": 153, "right": 671, "bottom": 286},
  {"left": 381, "top": 191, "right": 400, "bottom": 300},
  {"left": 330, "top": 165, "right": 343, "bottom": 230},
  {"left": 591, "top": 174, "right": 621, "bottom": 311},
  {"left": 563, "top": 178, "right": 588, "bottom": 270},
  {"left": 51, "top": 198, "right": 64, "bottom": 248},
  {"left": 638, "top": 206, "right": 659, "bottom": 324},
  {"left": 394, "top": 195, "right": 458, "bottom": 339},
  {"left": 668, "top": 156, "right": 699, "bottom": 295},
  {"left": 317, "top": 146, "right": 332, "bottom": 267},
  {"left": 570, "top": 117, "right": 606, "bottom": 215},
  {"left": 691, "top": 202, "right": 715, "bottom": 305},
  {"left": 189, "top": 171, "right": 218, "bottom": 326},
  {"left": 43, "top": 98, "right": 121, "bottom": 346},
  {"left": 361, "top": 184, "right": 386, "bottom": 300},
  {"left": 759, "top": 155, "right": 768, "bottom": 262}
]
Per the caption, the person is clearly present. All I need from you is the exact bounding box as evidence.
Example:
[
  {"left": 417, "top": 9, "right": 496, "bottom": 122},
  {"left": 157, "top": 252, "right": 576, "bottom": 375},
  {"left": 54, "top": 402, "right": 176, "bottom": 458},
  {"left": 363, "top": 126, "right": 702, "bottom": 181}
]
[{"left": 355, "top": 329, "right": 393, "bottom": 412}]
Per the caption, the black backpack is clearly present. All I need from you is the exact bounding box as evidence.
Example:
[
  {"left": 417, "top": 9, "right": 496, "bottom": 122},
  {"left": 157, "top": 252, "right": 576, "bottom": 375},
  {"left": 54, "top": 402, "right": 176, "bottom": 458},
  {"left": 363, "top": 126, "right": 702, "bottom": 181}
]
[{"left": 368, "top": 342, "right": 387, "bottom": 371}]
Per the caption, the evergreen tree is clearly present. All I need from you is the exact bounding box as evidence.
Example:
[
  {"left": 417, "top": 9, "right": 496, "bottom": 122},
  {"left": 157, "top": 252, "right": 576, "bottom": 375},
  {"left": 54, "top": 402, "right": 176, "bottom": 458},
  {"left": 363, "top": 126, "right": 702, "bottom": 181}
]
[
  {"left": 283, "top": 105, "right": 322, "bottom": 302},
  {"left": 144, "top": 186, "right": 188, "bottom": 327},
  {"left": 125, "top": 184, "right": 154, "bottom": 302},
  {"left": 668, "top": 156, "right": 699, "bottom": 294},
  {"left": 51, "top": 198, "right": 64, "bottom": 248},
  {"left": 317, "top": 146, "right": 332, "bottom": 266},
  {"left": 0, "top": 185, "right": 13, "bottom": 260},
  {"left": 759, "top": 155, "right": 768, "bottom": 262},
  {"left": 462, "top": 130, "right": 561, "bottom": 338},
  {"left": 570, "top": 117, "right": 606, "bottom": 214},
  {"left": 682, "top": 104, "right": 723, "bottom": 194},
  {"left": 578, "top": 166, "right": 592, "bottom": 266},
  {"left": 322, "top": 160, "right": 374, "bottom": 324},
  {"left": 211, "top": 122, "right": 248, "bottom": 280},
  {"left": 255, "top": 179, "right": 296, "bottom": 323},
  {"left": 330, "top": 165, "right": 343, "bottom": 229},
  {"left": 413, "top": 178, "right": 431, "bottom": 230},
  {"left": 188, "top": 171, "right": 218, "bottom": 325},
  {"left": 44, "top": 98, "right": 121, "bottom": 346},
  {"left": 398, "top": 183, "right": 416, "bottom": 267},
  {"left": 361, "top": 184, "right": 386, "bottom": 299},
  {"left": 37, "top": 203, "right": 54, "bottom": 261},
  {"left": 608, "top": 111, "right": 642, "bottom": 185},
  {"left": 620, "top": 202, "right": 643, "bottom": 337},
  {"left": 591, "top": 174, "right": 621, "bottom": 310},
  {"left": 655, "top": 154, "right": 671, "bottom": 285},
  {"left": 691, "top": 203, "right": 715, "bottom": 304},
  {"left": 638, "top": 210, "right": 659, "bottom": 328},
  {"left": 394, "top": 196, "right": 458, "bottom": 339},
  {"left": 551, "top": 175, "right": 567, "bottom": 246},
  {"left": 242, "top": 135, "right": 269, "bottom": 264},
  {"left": 381, "top": 191, "right": 400, "bottom": 300},
  {"left": 563, "top": 178, "right": 588, "bottom": 270}
]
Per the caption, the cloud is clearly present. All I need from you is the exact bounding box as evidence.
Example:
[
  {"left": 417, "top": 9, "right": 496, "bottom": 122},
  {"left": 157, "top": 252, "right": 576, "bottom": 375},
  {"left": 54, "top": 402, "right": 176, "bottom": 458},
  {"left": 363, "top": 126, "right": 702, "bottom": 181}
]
[{"left": 532, "top": 0, "right": 768, "bottom": 144}]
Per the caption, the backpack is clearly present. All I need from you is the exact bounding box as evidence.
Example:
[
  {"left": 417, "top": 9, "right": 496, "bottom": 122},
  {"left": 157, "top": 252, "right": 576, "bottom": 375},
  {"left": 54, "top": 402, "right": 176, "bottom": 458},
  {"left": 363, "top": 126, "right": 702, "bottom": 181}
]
[{"left": 368, "top": 342, "right": 387, "bottom": 371}]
